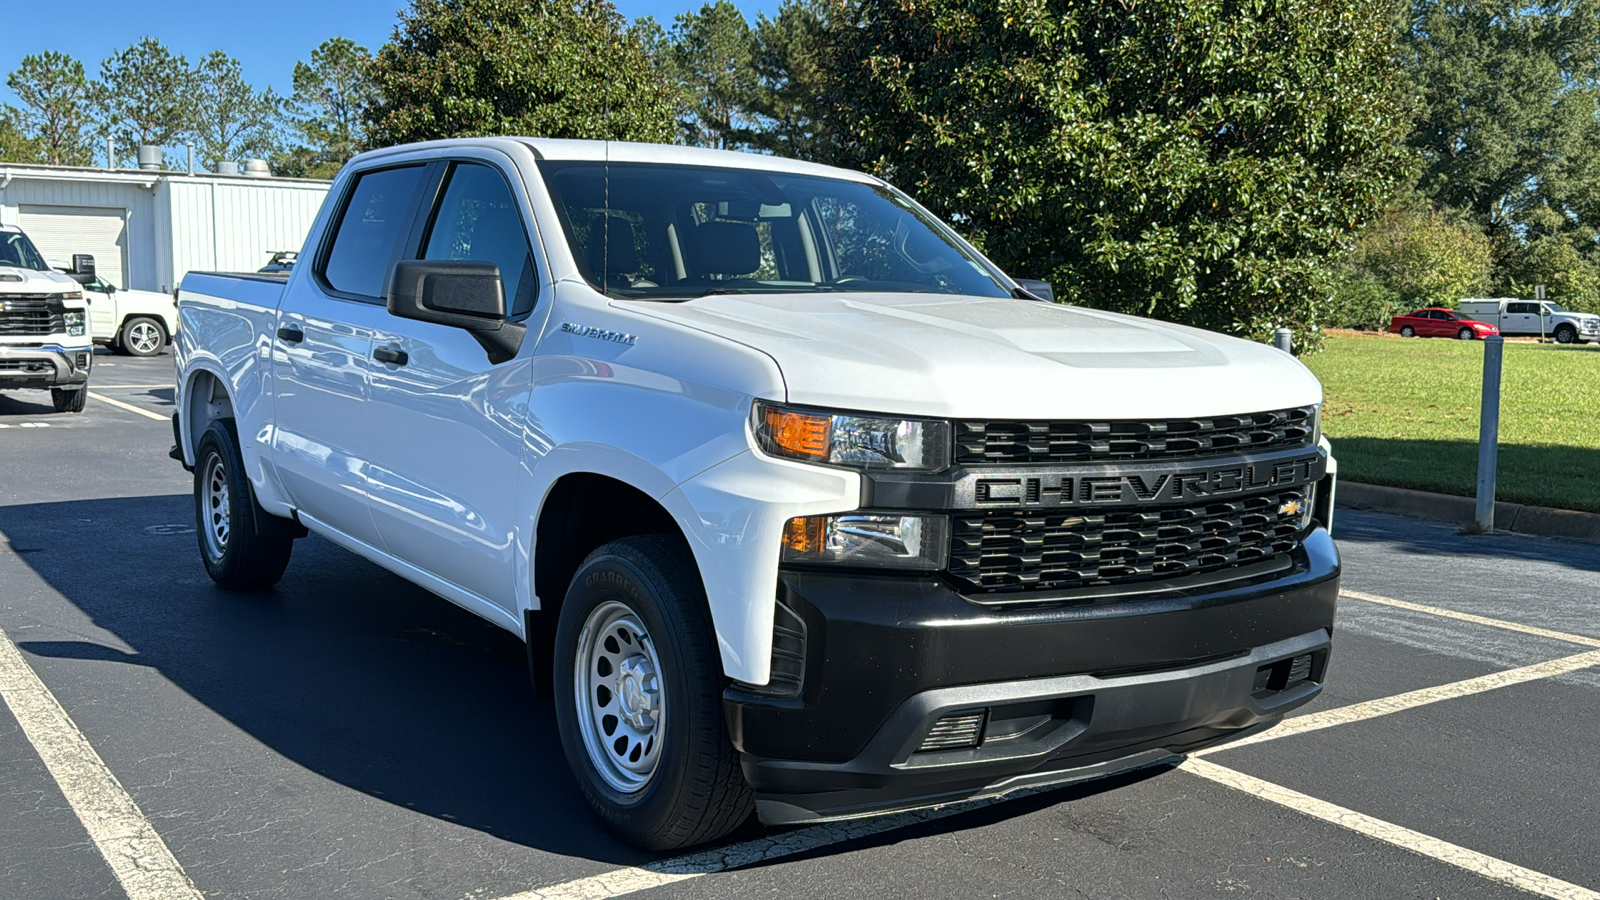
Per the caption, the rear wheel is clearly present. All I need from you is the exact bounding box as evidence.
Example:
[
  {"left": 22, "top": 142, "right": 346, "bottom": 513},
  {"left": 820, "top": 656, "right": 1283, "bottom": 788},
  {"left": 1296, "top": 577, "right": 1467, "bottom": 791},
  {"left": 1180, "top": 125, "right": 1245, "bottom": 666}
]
[
  {"left": 552, "top": 535, "right": 753, "bottom": 850},
  {"left": 1458, "top": 327, "right": 1475, "bottom": 340},
  {"left": 50, "top": 388, "right": 86, "bottom": 413},
  {"left": 1400, "top": 325, "right": 1416, "bottom": 337},
  {"left": 1555, "top": 324, "right": 1577, "bottom": 344},
  {"left": 194, "top": 419, "right": 293, "bottom": 589},
  {"left": 120, "top": 317, "right": 165, "bottom": 357}
]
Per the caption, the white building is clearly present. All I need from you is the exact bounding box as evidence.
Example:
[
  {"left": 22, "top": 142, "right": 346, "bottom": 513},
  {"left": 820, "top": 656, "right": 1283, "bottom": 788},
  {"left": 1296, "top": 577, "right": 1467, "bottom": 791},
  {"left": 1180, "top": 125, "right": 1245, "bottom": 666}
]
[{"left": 0, "top": 162, "right": 330, "bottom": 293}]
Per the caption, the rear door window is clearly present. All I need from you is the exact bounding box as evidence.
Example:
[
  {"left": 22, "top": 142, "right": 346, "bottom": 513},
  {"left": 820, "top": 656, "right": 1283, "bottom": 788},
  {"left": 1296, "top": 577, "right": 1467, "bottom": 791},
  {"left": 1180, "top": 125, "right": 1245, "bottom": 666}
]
[
  {"left": 321, "top": 166, "right": 428, "bottom": 299},
  {"left": 420, "top": 163, "right": 541, "bottom": 318}
]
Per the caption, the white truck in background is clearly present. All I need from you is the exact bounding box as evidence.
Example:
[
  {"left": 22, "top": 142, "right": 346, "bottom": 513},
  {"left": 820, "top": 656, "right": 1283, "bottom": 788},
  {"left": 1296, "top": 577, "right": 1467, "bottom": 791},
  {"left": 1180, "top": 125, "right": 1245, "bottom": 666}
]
[
  {"left": 1459, "top": 297, "right": 1600, "bottom": 344},
  {"left": 1, "top": 225, "right": 93, "bottom": 412},
  {"left": 69, "top": 265, "right": 179, "bottom": 357},
  {"left": 173, "top": 138, "right": 1340, "bottom": 850}
]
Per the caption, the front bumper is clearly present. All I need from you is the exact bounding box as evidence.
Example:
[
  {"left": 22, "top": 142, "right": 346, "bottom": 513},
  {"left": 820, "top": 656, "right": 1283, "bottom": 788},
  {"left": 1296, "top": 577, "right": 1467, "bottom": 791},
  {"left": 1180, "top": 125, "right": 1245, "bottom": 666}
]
[
  {"left": 0, "top": 343, "right": 93, "bottom": 391},
  {"left": 728, "top": 527, "right": 1339, "bottom": 824}
]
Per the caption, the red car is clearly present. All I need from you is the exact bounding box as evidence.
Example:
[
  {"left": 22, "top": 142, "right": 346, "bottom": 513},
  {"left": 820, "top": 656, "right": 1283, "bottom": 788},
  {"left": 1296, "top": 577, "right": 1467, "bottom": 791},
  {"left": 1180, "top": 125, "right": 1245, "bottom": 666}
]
[{"left": 1389, "top": 308, "right": 1499, "bottom": 340}]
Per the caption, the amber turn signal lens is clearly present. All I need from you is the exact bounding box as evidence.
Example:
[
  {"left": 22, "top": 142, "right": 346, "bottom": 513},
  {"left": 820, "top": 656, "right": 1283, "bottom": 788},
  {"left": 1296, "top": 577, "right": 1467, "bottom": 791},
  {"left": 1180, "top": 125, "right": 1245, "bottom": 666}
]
[
  {"left": 762, "top": 407, "right": 830, "bottom": 462},
  {"left": 782, "top": 516, "right": 826, "bottom": 554}
]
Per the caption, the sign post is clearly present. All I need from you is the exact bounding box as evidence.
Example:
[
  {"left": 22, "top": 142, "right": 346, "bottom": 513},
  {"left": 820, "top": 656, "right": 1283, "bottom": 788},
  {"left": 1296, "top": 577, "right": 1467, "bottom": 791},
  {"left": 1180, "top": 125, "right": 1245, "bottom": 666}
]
[{"left": 1475, "top": 335, "right": 1504, "bottom": 532}]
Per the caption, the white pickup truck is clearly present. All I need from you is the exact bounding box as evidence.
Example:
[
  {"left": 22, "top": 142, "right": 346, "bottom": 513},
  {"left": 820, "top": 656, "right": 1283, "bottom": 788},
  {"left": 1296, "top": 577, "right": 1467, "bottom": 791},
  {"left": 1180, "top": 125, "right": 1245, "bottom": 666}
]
[
  {"left": 71, "top": 267, "right": 179, "bottom": 357},
  {"left": 1459, "top": 297, "right": 1600, "bottom": 344},
  {"left": 1, "top": 225, "right": 93, "bottom": 412},
  {"left": 173, "top": 138, "right": 1340, "bottom": 849}
]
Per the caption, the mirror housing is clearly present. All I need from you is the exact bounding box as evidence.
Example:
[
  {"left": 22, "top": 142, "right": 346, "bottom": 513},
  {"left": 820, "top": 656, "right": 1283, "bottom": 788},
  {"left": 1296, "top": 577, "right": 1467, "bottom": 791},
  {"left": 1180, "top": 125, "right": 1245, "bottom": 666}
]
[
  {"left": 67, "top": 253, "right": 97, "bottom": 286},
  {"left": 1014, "top": 278, "right": 1055, "bottom": 302},
  {"left": 387, "top": 259, "right": 526, "bottom": 364}
]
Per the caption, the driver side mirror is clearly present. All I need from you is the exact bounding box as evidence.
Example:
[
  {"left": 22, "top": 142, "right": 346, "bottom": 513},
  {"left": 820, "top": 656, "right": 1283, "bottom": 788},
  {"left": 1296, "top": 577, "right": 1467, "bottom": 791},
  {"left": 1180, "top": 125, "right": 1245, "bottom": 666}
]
[
  {"left": 67, "top": 253, "right": 97, "bottom": 286},
  {"left": 1014, "top": 278, "right": 1055, "bottom": 302},
  {"left": 387, "top": 259, "right": 526, "bottom": 364}
]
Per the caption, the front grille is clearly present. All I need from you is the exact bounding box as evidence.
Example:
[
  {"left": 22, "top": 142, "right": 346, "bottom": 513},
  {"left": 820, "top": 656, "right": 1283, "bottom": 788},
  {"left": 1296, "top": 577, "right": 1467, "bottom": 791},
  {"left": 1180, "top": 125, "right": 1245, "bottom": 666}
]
[
  {"left": 949, "top": 488, "right": 1306, "bottom": 594},
  {"left": 955, "top": 407, "right": 1315, "bottom": 465},
  {"left": 0, "top": 296, "right": 66, "bottom": 337}
]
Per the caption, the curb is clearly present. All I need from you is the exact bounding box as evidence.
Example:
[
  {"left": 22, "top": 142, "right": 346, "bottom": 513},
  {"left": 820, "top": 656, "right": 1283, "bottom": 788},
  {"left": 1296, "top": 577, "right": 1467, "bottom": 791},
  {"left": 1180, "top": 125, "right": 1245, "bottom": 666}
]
[{"left": 1336, "top": 482, "right": 1600, "bottom": 545}]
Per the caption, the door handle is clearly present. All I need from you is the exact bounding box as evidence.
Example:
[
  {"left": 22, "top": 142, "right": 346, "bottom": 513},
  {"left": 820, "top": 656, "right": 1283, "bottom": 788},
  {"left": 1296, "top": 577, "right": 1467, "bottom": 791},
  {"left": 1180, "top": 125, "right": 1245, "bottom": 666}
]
[
  {"left": 276, "top": 325, "right": 304, "bottom": 344},
  {"left": 373, "top": 346, "right": 408, "bottom": 366}
]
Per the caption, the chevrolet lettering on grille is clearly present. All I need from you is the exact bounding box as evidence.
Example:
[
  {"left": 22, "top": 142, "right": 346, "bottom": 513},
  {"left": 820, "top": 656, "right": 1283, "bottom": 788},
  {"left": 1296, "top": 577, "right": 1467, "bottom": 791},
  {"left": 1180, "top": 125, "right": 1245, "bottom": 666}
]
[{"left": 959, "top": 451, "right": 1323, "bottom": 509}]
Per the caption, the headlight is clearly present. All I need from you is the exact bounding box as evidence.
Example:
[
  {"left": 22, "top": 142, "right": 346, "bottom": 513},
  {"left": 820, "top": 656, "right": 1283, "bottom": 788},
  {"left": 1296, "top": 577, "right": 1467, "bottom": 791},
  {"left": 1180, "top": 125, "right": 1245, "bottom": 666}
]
[
  {"left": 57, "top": 291, "right": 83, "bottom": 300},
  {"left": 63, "top": 311, "right": 86, "bottom": 336},
  {"left": 754, "top": 402, "right": 950, "bottom": 471},
  {"left": 782, "top": 513, "right": 948, "bottom": 570}
]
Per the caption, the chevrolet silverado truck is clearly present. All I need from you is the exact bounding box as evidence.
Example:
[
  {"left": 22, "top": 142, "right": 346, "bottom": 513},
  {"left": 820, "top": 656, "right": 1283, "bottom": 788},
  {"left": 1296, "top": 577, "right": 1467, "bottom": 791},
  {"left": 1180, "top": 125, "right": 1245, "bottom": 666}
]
[
  {"left": 1, "top": 225, "right": 93, "bottom": 412},
  {"left": 172, "top": 138, "right": 1340, "bottom": 850},
  {"left": 65, "top": 259, "right": 179, "bottom": 357}
]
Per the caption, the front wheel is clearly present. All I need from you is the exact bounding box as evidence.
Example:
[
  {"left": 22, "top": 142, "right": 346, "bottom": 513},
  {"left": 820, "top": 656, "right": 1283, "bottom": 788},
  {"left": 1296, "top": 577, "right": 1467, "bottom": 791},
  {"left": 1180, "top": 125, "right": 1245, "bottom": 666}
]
[
  {"left": 552, "top": 535, "right": 753, "bottom": 850},
  {"left": 50, "top": 388, "right": 86, "bottom": 413},
  {"left": 1555, "top": 324, "right": 1577, "bottom": 344},
  {"left": 1400, "top": 325, "right": 1416, "bottom": 337},
  {"left": 120, "top": 317, "right": 166, "bottom": 357},
  {"left": 1458, "top": 327, "right": 1475, "bottom": 340},
  {"left": 194, "top": 420, "right": 293, "bottom": 589}
]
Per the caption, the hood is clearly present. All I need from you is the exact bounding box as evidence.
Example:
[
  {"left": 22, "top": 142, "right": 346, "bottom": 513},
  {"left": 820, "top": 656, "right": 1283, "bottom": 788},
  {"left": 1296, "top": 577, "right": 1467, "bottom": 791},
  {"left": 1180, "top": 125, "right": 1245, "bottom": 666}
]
[
  {"left": 0, "top": 266, "right": 81, "bottom": 295},
  {"left": 619, "top": 292, "right": 1322, "bottom": 420}
]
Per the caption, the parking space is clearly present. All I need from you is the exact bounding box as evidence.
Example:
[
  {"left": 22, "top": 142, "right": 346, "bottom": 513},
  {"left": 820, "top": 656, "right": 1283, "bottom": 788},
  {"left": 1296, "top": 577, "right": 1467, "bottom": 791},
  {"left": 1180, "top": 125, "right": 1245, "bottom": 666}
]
[{"left": 3, "top": 354, "right": 1598, "bottom": 899}]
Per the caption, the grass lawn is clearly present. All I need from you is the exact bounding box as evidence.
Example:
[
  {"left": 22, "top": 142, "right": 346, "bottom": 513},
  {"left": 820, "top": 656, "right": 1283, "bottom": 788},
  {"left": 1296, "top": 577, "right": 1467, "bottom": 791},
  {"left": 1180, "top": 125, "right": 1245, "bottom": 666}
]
[{"left": 1304, "top": 330, "right": 1600, "bottom": 513}]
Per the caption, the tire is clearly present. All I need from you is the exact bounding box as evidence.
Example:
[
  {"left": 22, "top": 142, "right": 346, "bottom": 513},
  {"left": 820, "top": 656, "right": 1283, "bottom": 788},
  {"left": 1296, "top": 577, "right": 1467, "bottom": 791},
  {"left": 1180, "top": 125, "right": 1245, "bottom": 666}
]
[
  {"left": 1458, "top": 327, "right": 1475, "bottom": 340},
  {"left": 1554, "top": 324, "right": 1577, "bottom": 344},
  {"left": 1400, "top": 326, "right": 1415, "bottom": 337},
  {"left": 50, "top": 388, "right": 86, "bottom": 413},
  {"left": 194, "top": 419, "right": 293, "bottom": 589},
  {"left": 120, "top": 316, "right": 165, "bottom": 357},
  {"left": 552, "top": 535, "right": 753, "bottom": 850}
]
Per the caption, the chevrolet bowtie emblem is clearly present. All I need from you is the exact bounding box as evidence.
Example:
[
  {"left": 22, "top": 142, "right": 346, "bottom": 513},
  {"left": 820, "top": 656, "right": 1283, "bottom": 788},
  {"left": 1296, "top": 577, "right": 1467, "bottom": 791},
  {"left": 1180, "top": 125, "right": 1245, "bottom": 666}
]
[{"left": 1278, "top": 499, "right": 1304, "bottom": 518}]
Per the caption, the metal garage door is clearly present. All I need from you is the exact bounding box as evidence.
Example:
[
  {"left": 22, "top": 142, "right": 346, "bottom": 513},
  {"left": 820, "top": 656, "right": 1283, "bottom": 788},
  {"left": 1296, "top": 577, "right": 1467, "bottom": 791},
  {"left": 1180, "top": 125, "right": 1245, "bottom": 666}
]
[{"left": 17, "top": 205, "right": 128, "bottom": 288}]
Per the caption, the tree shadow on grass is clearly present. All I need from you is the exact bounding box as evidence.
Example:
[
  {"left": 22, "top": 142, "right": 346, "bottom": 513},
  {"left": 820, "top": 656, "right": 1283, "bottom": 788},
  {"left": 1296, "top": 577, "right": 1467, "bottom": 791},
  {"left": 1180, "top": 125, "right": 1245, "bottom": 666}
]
[{"left": 1332, "top": 436, "right": 1600, "bottom": 515}]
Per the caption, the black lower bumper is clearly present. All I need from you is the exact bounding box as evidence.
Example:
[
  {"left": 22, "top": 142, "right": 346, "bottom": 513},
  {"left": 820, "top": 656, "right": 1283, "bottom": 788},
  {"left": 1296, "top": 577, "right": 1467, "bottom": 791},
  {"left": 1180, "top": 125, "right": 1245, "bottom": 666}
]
[
  {"left": 726, "top": 528, "right": 1340, "bottom": 824},
  {"left": 0, "top": 343, "right": 92, "bottom": 390}
]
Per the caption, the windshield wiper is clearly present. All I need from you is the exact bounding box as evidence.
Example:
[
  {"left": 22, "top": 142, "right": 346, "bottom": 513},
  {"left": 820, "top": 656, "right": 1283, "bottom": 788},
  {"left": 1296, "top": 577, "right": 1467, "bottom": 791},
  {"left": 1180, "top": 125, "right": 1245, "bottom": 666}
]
[{"left": 695, "top": 287, "right": 748, "bottom": 298}]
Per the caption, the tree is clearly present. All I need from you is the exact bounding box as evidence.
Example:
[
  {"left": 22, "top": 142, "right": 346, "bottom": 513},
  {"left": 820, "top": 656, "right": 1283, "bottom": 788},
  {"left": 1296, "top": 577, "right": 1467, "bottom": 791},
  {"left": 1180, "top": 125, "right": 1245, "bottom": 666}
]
[
  {"left": 743, "top": 0, "right": 834, "bottom": 160},
  {"left": 1344, "top": 203, "right": 1493, "bottom": 315},
  {"left": 281, "top": 37, "right": 378, "bottom": 179},
  {"left": 191, "top": 51, "right": 282, "bottom": 171},
  {"left": 366, "top": 0, "right": 679, "bottom": 146},
  {"left": 823, "top": 0, "right": 1413, "bottom": 348},
  {"left": 1405, "top": 2, "right": 1600, "bottom": 245},
  {"left": 98, "top": 38, "right": 196, "bottom": 162},
  {"left": 657, "top": 2, "right": 760, "bottom": 148},
  {"left": 0, "top": 106, "right": 45, "bottom": 164},
  {"left": 7, "top": 51, "right": 97, "bottom": 166}
]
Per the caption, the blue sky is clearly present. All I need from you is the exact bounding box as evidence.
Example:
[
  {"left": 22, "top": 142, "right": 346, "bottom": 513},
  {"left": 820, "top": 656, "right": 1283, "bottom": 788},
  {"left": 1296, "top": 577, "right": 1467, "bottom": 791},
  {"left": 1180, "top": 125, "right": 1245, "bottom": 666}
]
[{"left": 0, "top": 1, "right": 783, "bottom": 109}]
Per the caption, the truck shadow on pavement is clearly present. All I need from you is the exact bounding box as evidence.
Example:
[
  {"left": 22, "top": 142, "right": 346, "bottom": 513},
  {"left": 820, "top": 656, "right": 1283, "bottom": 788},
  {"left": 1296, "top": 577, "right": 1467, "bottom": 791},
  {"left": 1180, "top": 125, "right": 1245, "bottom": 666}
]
[{"left": 0, "top": 494, "right": 1133, "bottom": 871}]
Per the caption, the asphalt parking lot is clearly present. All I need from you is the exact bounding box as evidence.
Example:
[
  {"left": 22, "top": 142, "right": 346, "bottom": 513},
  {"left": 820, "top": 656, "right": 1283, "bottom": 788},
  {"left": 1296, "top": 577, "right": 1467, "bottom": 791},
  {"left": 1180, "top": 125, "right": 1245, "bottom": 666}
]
[{"left": 2, "top": 350, "right": 1598, "bottom": 900}]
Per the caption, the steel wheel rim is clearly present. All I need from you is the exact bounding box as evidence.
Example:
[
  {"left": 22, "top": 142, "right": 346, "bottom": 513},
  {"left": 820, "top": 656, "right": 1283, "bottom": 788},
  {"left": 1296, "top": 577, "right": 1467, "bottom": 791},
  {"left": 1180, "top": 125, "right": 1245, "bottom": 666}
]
[
  {"left": 201, "top": 453, "right": 230, "bottom": 560},
  {"left": 129, "top": 322, "right": 161, "bottom": 354},
  {"left": 574, "top": 599, "right": 665, "bottom": 793}
]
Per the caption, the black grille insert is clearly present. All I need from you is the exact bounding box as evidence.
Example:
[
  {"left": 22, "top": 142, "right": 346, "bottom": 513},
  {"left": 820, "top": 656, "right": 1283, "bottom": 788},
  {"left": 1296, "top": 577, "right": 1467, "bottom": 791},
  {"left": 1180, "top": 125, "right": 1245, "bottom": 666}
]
[
  {"left": 949, "top": 489, "right": 1306, "bottom": 595},
  {"left": 0, "top": 296, "right": 67, "bottom": 337},
  {"left": 955, "top": 407, "right": 1315, "bottom": 465}
]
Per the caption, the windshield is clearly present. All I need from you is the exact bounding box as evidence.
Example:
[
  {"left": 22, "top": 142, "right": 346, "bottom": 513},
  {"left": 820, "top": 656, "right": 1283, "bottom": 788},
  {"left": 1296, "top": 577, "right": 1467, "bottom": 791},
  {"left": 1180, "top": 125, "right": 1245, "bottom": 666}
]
[
  {"left": 0, "top": 231, "right": 50, "bottom": 271},
  {"left": 1544, "top": 302, "right": 1566, "bottom": 313},
  {"left": 536, "top": 161, "right": 1012, "bottom": 300}
]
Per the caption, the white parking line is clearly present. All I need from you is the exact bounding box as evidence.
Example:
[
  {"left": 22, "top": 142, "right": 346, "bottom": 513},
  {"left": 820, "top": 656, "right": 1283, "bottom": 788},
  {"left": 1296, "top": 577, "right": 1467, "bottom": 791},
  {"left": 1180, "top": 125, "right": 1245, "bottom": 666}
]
[
  {"left": 90, "top": 384, "right": 170, "bottom": 390},
  {"left": 1182, "top": 758, "right": 1600, "bottom": 900},
  {"left": 87, "top": 392, "right": 168, "bottom": 422},
  {"left": 1199, "top": 648, "right": 1600, "bottom": 755},
  {"left": 0, "top": 622, "right": 203, "bottom": 900},
  {"left": 1343, "top": 589, "right": 1600, "bottom": 649}
]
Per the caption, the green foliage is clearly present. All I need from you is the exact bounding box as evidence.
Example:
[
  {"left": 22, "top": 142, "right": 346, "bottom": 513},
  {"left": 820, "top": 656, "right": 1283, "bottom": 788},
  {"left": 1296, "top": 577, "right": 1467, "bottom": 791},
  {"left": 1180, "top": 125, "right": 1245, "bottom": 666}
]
[
  {"left": 743, "top": 0, "right": 835, "bottom": 160},
  {"left": 1405, "top": 1, "right": 1600, "bottom": 242},
  {"left": 823, "top": 0, "right": 1412, "bottom": 349},
  {"left": 97, "top": 37, "right": 197, "bottom": 159},
  {"left": 280, "top": 38, "right": 378, "bottom": 179},
  {"left": 7, "top": 51, "right": 97, "bottom": 166},
  {"left": 366, "top": 0, "right": 679, "bottom": 146},
  {"left": 0, "top": 105, "right": 45, "bottom": 164},
  {"left": 1328, "top": 275, "right": 1403, "bottom": 330},
  {"left": 191, "top": 51, "right": 283, "bottom": 171},
  {"left": 1343, "top": 203, "right": 1492, "bottom": 316},
  {"left": 652, "top": 2, "right": 760, "bottom": 148},
  {"left": 1505, "top": 235, "right": 1600, "bottom": 314}
]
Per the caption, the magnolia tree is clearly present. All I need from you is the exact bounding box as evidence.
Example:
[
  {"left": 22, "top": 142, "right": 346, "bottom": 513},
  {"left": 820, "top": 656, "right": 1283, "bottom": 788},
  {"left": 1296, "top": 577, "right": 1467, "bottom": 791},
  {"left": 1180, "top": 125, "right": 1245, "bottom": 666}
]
[{"left": 823, "top": 0, "right": 1412, "bottom": 348}]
